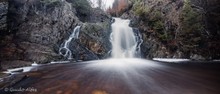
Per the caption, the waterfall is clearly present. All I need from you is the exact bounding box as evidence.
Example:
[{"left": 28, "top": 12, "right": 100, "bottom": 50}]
[
  {"left": 110, "top": 18, "right": 143, "bottom": 58},
  {"left": 59, "top": 26, "right": 81, "bottom": 60}
]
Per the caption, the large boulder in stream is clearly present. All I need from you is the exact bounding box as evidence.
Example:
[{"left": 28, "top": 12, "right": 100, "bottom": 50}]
[{"left": 0, "top": 0, "right": 80, "bottom": 66}]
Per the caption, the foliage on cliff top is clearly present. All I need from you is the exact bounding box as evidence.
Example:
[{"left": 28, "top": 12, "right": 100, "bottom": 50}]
[
  {"left": 132, "top": 0, "right": 149, "bottom": 17},
  {"left": 178, "top": 0, "right": 205, "bottom": 54},
  {"left": 131, "top": 0, "right": 169, "bottom": 41},
  {"left": 180, "top": 0, "right": 204, "bottom": 34}
]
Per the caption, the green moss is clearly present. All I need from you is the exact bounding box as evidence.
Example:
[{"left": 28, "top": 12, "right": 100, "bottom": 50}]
[{"left": 153, "top": 20, "right": 164, "bottom": 31}]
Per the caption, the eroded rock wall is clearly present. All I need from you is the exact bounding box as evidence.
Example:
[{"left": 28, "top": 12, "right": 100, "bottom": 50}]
[
  {"left": 0, "top": 0, "right": 112, "bottom": 70},
  {"left": 0, "top": 0, "right": 80, "bottom": 69},
  {"left": 122, "top": 0, "right": 220, "bottom": 60},
  {"left": 0, "top": 0, "right": 8, "bottom": 37}
]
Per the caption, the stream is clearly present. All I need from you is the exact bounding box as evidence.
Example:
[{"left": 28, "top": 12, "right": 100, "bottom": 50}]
[
  {"left": 0, "top": 18, "right": 220, "bottom": 94},
  {"left": 0, "top": 60, "right": 220, "bottom": 94}
]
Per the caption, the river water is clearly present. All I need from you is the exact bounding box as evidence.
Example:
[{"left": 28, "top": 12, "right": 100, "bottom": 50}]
[{"left": 1, "top": 18, "right": 220, "bottom": 94}]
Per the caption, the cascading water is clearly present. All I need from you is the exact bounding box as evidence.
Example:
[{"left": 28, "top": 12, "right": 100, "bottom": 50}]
[
  {"left": 110, "top": 18, "right": 143, "bottom": 58},
  {"left": 56, "top": 18, "right": 160, "bottom": 94},
  {"left": 59, "top": 26, "right": 81, "bottom": 60},
  {"left": 84, "top": 18, "right": 161, "bottom": 94}
]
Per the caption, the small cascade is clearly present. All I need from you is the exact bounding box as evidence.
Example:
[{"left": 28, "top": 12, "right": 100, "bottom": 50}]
[
  {"left": 133, "top": 29, "right": 143, "bottom": 57},
  {"left": 110, "top": 18, "right": 142, "bottom": 58},
  {"left": 59, "top": 26, "right": 81, "bottom": 60}
]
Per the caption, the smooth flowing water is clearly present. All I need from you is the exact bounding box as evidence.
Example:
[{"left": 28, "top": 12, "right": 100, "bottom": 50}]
[
  {"left": 110, "top": 18, "right": 142, "bottom": 58},
  {"left": 84, "top": 18, "right": 155, "bottom": 94},
  {"left": 59, "top": 26, "right": 81, "bottom": 59}
]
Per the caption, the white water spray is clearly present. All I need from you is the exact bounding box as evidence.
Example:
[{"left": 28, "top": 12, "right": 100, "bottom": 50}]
[
  {"left": 60, "top": 19, "right": 160, "bottom": 94},
  {"left": 110, "top": 18, "right": 142, "bottom": 58},
  {"left": 59, "top": 26, "right": 81, "bottom": 59}
]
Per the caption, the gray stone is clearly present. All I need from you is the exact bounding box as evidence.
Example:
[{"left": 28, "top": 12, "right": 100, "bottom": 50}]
[
  {"left": 79, "top": 22, "right": 111, "bottom": 59},
  {"left": 0, "top": 1, "right": 8, "bottom": 33},
  {"left": 2, "top": 0, "right": 80, "bottom": 64}
]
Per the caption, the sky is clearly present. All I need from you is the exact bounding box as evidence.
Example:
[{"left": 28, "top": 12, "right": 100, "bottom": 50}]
[{"left": 89, "top": 0, "right": 115, "bottom": 10}]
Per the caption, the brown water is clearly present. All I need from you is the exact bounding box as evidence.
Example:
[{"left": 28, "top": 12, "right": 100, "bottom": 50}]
[{"left": 1, "top": 60, "right": 220, "bottom": 94}]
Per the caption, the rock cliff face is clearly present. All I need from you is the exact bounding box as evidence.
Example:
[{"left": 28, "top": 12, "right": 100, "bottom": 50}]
[
  {"left": 0, "top": 0, "right": 111, "bottom": 70},
  {"left": 121, "top": 0, "right": 220, "bottom": 60},
  {"left": 79, "top": 22, "right": 111, "bottom": 58},
  {"left": 0, "top": 0, "right": 80, "bottom": 69},
  {"left": 0, "top": 0, "right": 8, "bottom": 37}
]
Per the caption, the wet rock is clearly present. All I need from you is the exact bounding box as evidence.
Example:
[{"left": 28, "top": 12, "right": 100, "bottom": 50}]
[
  {"left": 79, "top": 22, "right": 111, "bottom": 59},
  {"left": 68, "top": 40, "right": 99, "bottom": 61}
]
